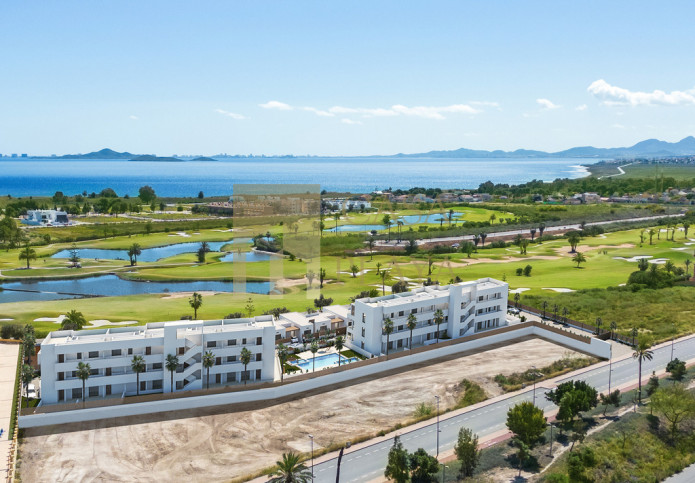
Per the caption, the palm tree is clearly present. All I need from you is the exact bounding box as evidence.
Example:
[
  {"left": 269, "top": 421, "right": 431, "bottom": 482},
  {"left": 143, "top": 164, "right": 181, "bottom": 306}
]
[
  {"left": 333, "top": 212, "right": 340, "bottom": 234},
  {"left": 610, "top": 320, "right": 618, "bottom": 340},
  {"left": 631, "top": 327, "right": 639, "bottom": 345},
  {"left": 61, "top": 309, "right": 87, "bottom": 330},
  {"left": 514, "top": 292, "right": 521, "bottom": 308},
  {"left": 319, "top": 268, "right": 326, "bottom": 288},
  {"left": 541, "top": 300, "right": 549, "bottom": 319},
  {"left": 165, "top": 354, "right": 179, "bottom": 392},
  {"left": 268, "top": 452, "right": 312, "bottom": 483},
  {"left": 479, "top": 232, "right": 488, "bottom": 247},
  {"left": 397, "top": 220, "right": 404, "bottom": 242},
  {"left": 568, "top": 232, "right": 581, "bottom": 253},
  {"left": 277, "top": 343, "right": 289, "bottom": 381},
  {"left": 381, "top": 270, "right": 387, "bottom": 295},
  {"left": 686, "top": 259, "right": 692, "bottom": 278},
  {"left": 562, "top": 307, "right": 569, "bottom": 323},
  {"left": 632, "top": 338, "right": 654, "bottom": 403},
  {"left": 434, "top": 309, "right": 444, "bottom": 343},
  {"left": 383, "top": 317, "right": 394, "bottom": 357},
  {"left": 376, "top": 261, "right": 382, "bottom": 275},
  {"left": 448, "top": 209, "right": 455, "bottom": 226},
  {"left": 664, "top": 260, "right": 675, "bottom": 274},
  {"left": 530, "top": 228, "right": 536, "bottom": 241},
  {"left": 595, "top": 317, "right": 603, "bottom": 336},
  {"left": 18, "top": 242, "right": 37, "bottom": 269},
  {"left": 407, "top": 313, "right": 417, "bottom": 349},
  {"left": 240, "top": 347, "right": 252, "bottom": 385},
  {"left": 538, "top": 223, "right": 546, "bottom": 238},
  {"left": 383, "top": 214, "right": 392, "bottom": 241},
  {"left": 334, "top": 336, "right": 345, "bottom": 366},
  {"left": 553, "top": 304, "right": 559, "bottom": 321},
  {"left": 310, "top": 340, "right": 319, "bottom": 372},
  {"left": 131, "top": 355, "right": 145, "bottom": 396},
  {"left": 684, "top": 222, "right": 691, "bottom": 239},
  {"left": 189, "top": 292, "right": 203, "bottom": 319},
  {"left": 197, "top": 241, "right": 210, "bottom": 263},
  {"left": 572, "top": 252, "right": 587, "bottom": 268},
  {"left": 648, "top": 228, "right": 656, "bottom": 245},
  {"left": 367, "top": 237, "right": 375, "bottom": 260},
  {"left": 202, "top": 350, "right": 215, "bottom": 389},
  {"left": 76, "top": 361, "right": 91, "bottom": 404},
  {"left": 350, "top": 264, "right": 359, "bottom": 277},
  {"left": 127, "top": 243, "right": 142, "bottom": 266},
  {"left": 473, "top": 234, "right": 480, "bottom": 251}
]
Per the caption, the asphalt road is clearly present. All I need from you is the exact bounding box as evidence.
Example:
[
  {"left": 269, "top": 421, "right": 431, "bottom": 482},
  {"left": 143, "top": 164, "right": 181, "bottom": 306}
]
[{"left": 312, "top": 334, "right": 695, "bottom": 482}]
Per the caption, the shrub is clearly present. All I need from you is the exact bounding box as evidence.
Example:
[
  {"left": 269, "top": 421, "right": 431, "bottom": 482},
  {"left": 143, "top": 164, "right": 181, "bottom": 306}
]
[{"left": 413, "top": 402, "right": 434, "bottom": 418}]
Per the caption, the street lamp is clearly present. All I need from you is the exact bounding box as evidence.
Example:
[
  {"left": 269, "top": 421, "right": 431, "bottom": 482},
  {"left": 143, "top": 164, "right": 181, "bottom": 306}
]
[
  {"left": 548, "top": 422, "right": 555, "bottom": 457},
  {"left": 308, "top": 434, "right": 314, "bottom": 481},
  {"left": 442, "top": 464, "right": 449, "bottom": 483},
  {"left": 531, "top": 365, "right": 537, "bottom": 405},
  {"left": 608, "top": 344, "right": 613, "bottom": 394},
  {"left": 671, "top": 323, "right": 676, "bottom": 362},
  {"left": 435, "top": 395, "right": 441, "bottom": 457}
]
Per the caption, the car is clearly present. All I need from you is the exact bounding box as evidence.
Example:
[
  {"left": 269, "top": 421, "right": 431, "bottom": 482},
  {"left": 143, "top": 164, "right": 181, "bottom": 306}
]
[
  {"left": 451, "top": 243, "right": 460, "bottom": 248},
  {"left": 26, "top": 383, "right": 37, "bottom": 399}
]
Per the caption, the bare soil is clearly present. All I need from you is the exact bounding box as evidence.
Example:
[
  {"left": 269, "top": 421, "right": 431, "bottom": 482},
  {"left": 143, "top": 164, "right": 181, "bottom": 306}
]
[{"left": 20, "top": 338, "right": 582, "bottom": 483}]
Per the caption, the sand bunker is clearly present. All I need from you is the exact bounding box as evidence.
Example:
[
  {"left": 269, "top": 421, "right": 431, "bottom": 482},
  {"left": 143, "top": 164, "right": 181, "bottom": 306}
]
[{"left": 543, "top": 287, "right": 576, "bottom": 293}]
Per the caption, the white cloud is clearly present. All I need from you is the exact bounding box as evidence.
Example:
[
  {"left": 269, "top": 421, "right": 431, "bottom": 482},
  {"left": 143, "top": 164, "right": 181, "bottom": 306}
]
[
  {"left": 341, "top": 118, "right": 362, "bottom": 125},
  {"left": 588, "top": 79, "right": 695, "bottom": 106},
  {"left": 259, "top": 100, "right": 293, "bottom": 110},
  {"left": 129, "top": 115, "right": 139, "bottom": 120},
  {"left": 260, "top": 101, "right": 483, "bottom": 120},
  {"left": 611, "top": 123, "right": 626, "bottom": 129},
  {"left": 575, "top": 104, "right": 588, "bottom": 111},
  {"left": 215, "top": 109, "right": 246, "bottom": 120},
  {"left": 536, "top": 98, "right": 561, "bottom": 110}
]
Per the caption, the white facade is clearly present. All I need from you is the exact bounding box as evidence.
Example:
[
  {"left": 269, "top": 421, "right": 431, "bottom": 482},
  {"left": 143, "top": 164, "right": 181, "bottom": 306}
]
[
  {"left": 324, "top": 199, "right": 371, "bottom": 211},
  {"left": 347, "top": 278, "right": 508, "bottom": 356},
  {"left": 39, "top": 318, "right": 278, "bottom": 405},
  {"left": 273, "top": 305, "right": 348, "bottom": 342},
  {"left": 22, "top": 209, "right": 70, "bottom": 226}
]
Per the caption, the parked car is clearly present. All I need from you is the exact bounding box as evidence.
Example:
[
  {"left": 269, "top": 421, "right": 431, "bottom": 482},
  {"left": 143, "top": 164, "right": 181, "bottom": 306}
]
[{"left": 26, "top": 383, "right": 37, "bottom": 399}]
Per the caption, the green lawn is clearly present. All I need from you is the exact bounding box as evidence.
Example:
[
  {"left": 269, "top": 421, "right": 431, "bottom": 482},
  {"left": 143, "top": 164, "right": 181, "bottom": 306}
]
[{"left": 589, "top": 162, "right": 695, "bottom": 181}]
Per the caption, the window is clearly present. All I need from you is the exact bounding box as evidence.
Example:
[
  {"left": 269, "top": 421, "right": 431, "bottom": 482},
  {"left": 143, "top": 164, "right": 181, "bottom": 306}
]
[
  {"left": 128, "top": 348, "right": 133, "bottom": 355},
  {"left": 216, "top": 357, "right": 222, "bottom": 365},
  {"left": 227, "top": 372, "right": 236, "bottom": 382},
  {"left": 398, "top": 325, "right": 403, "bottom": 331},
  {"left": 89, "top": 386, "right": 99, "bottom": 397},
  {"left": 256, "top": 369, "right": 262, "bottom": 380},
  {"left": 360, "top": 341, "right": 364, "bottom": 349},
  {"left": 256, "top": 337, "right": 262, "bottom": 345},
  {"left": 227, "top": 355, "right": 236, "bottom": 363},
  {"left": 140, "top": 381, "right": 146, "bottom": 391},
  {"left": 228, "top": 339, "right": 236, "bottom": 346},
  {"left": 398, "top": 311, "right": 404, "bottom": 317},
  {"left": 89, "top": 368, "right": 98, "bottom": 376},
  {"left": 72, "top": 388, "right": 82, "bottom": 399},
  {"left": 152, "top": 380, "right": 163, "bottom": 390},
  {"left": 146, "top": 346, "right": 152, "bottom": 355},
  {"left": 256, "top": 353, "right": 262, "bottom": 362},
  {"left": 58, "top": 354, "right": 64, "bottom": 363},
  {"left": 105, "top": 367, "right": 111, "bottom": 376},
  {"left": 58, "top": 389, "right": 64, "bottom": 401},
  {"left": 411, "top": 308, "right": 417, "bottom": 314},
  {"left": 207, "top": 341, "right": 216, "bottom": 348},
  {"left": 242, "top": 338, "right": 247, "bottom": 345},
  {"left": 76, "top": 352, "right": 82, "bottom": 360},
  {"left": 478, "top": 296, "right": 484, "bottom": 302},
  {"left": 361, "top": 328, "right": 365, "bottom": 337},
  {"left": 152, "top": 363, "right": 163, "bottom": 370},
  {"left": 58, "top": 372, "right": 64, "bottom": 381},
  {"left": 111, "top": 349, "right": 121, "bottom": 357},
  {"left": 362, "top": 313, "right": 366, "bottom": 323},
  {"left": 88, "top": 351, "right": 99, "bottom": 359}
]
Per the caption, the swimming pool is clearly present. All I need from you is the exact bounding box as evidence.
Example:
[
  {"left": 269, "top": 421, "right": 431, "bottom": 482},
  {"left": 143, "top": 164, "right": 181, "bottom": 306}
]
[{"left": 294, "top": 353, "right": 359, "bottom": 372}]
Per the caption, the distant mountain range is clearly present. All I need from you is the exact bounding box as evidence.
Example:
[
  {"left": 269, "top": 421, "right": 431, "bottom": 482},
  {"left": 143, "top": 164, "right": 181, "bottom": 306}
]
[{"left": 37, "top": 136, "right": 695, "bottom": 160}]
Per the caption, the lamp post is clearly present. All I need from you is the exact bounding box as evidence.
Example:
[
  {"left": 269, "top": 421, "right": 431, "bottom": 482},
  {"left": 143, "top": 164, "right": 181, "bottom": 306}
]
[
  {"left": 608, "top": 344, "right": 613, "bottom": 394},
  {"left": 309, "top": 434, "right": 314, "bottom": 481},
  {"left": 532, "top": 365, "right": 537, "bottom": 405},
  {"left": 442, "top": 464, "right": 449, "bottom": 483},
  {"left": 335, "top": 442, "right": 351, "bottom": 483},
  {"left": 548, "top": 422, "right": 555, "bottom": 457},
  {"left": 671, "top": 323, "right": 676, "bottom": 362},
  {"left": 435, "top": 395, "right": 441, "bottom": 457}
]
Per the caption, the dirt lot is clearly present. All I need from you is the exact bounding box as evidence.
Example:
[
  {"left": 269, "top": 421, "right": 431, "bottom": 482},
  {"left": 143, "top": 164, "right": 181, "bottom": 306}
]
[{"left": 20, "top": 338, "right": 583, "bottom": 483}]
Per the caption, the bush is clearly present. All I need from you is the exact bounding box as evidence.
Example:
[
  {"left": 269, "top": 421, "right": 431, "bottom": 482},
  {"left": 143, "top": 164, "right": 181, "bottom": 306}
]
[
  {"left": 1, "top": 324, "right": 25, "bottom": 340},
  {"left": 413, "top": 402, "right": 434, "bottom": 418},
  {"left": 523, "top": 264, "right": 533, "bottom": 277}
]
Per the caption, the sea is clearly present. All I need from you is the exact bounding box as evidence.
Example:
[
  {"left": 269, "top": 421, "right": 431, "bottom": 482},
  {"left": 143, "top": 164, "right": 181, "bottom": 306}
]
[{"left": 0, "top": 157, "right": 601, "bottom": 197}]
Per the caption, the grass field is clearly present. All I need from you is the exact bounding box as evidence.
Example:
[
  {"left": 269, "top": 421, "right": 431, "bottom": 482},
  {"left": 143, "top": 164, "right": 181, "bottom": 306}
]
[{"left": 588, "top": 162, "right": 695, "bottom": 181}]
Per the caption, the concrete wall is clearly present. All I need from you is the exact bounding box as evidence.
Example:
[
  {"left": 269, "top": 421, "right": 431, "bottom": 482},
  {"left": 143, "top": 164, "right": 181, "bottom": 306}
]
[{"left": 19, "top": 322, "right": 609, "bottom": 428}]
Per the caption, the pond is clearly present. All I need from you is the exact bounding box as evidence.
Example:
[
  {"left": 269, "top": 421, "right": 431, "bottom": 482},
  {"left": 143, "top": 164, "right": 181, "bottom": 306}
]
[
  {"left": 0, "top": 274, "right": 273, "bottom": 303},
  {"left": 51, "top": 238, "right": 251, "bottom": 262},
  {"left": 220, "top": 251, "right": 279, "bottom": 262},
  {"left": 324, "top": 212, "right": 464, "bottom": 232}
]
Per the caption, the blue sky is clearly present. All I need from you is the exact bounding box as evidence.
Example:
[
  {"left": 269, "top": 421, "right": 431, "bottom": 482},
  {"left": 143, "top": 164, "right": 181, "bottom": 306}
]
[{"left": 2, "top": 1, "right": 695, "bottom": 156}]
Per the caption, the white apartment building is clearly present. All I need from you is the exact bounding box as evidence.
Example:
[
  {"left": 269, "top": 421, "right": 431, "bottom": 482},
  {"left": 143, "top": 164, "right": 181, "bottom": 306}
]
[
  {"left": 346, "top": 278, "right": 508, "bottom": 356},
  {"left": 274, "top": 305, "right": 349, "bottom": 342},
  {"left": 39, "top": 318, "right": 277, "bottom": 405},
  {"left": 22, "top": 209, "right": 70, "bottom": 226}
]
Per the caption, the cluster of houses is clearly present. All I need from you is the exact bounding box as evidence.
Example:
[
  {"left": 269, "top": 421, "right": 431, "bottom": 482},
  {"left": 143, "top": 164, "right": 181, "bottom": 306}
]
[
  {"left": 21, "top": 209, "right": 71, "bottom": 226},
  {"left": 38, "top": 278, "right": 509, "bottom": 404}
]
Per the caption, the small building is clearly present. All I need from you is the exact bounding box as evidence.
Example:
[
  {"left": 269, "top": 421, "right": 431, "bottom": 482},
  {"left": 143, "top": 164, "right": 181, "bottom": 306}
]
[{"left": 22, "top": 209, "right": 70, "bottom": 226}]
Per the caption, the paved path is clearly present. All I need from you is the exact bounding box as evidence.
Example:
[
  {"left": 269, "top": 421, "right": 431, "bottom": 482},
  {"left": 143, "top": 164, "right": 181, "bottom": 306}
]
[
  {"left": 310, "top": 334, "right": 695, "bottom": 482},
  {"left": 0, "top": 343, "right": 19, "bottom": 481},
  {"left": 664, "top": 462, "right": 695, "bottom": 482}
]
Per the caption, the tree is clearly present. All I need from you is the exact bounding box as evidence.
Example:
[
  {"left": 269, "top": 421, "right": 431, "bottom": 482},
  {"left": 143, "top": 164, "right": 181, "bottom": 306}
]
[
  {"left": 546, "top": 380, "right": 598, "bottom": 424},
  {"left": 651, "top": 384, "right": 695, "bottom": 441},
  {"left": 350, "top": 264, "right": 359, "bottom": 277},
  {"left": 530, "top": 228, "right": 536, "bottom": 241},
  {"left": 20, "top": 363, "right": 35, "bottom": 398},
  {"left": 202, "top": 350, "right": 215, "bottom": 389},
  {"left": 506, "top": 401, "right": 547, "bottom": 448},
  {"left": 514, "top": 292, "right": 521, "bottom": 308},
  {"left": 334, "top": 336, "right": 344, "bottom": 366},
  {"left": 646, "top": 371, "right": 660, "bottom": 397},
  {"left": 309, "top": 340, "right": 319, "bottom": 372},
  {"left": 268, "top": 452, "right": 313, "bottom": 483},
  {"left": 667, "top": 358, "right": 687, "bottom": 381},
  {"left": 240, "top": 347, "right": 252, "bottom": 385},
  {"left": 383, "top": 317, "right": 394, "bottom": 356},
  {"left": 572, "top": 252, "right": 587, "bottom": 268},
  {"left": 683, "top": 222, "right": 691, "bottom": 239},
  {"left": 68, "top": 243, "right": 81, "bottom": 268},
  {"left": 189, "top": 292, "right": 203, "bottom": 319},
  {"left": 313, "top": 294, "right": 333, "bottom": 312},
  {"left": 409, "top": 448, "right": 439, "bottom": 482},
  {"left": 648, "top": 228, "right": 656, "bottom": 245},
  {"left": 664, "top": 260, "right": 675, "bottom": 274},
  {"left": 455, "top": 427, "right": 480, "bottom": 478},
  {"left": 541, "top": 300, "right": 549, "bottom": 318},
  {"left": 392, "top": 280, "right": 408, "bottom": 293},
  {"left": 76, "top": 361, "right": 91, "bottom": 402},
  {"left": 165, "top": 354, "right": 179, "bottom": 392},
  {"left": 381, "top": 270, "right": 388, "bottom": 295},
  {"left": 333, "top": 212, "right": 340, "bottom": 234},
  {"left": 319, "top": 268, "right": 326, "bottom": 288},
  {"left": 197, "top": 241, "right": 210, "bottom": 263},
  {"left": 539, "top": 223, "right": 546, "bottom": 238},
  {"left": 367, "top": 236, "right": 375, "bottom": 260},
  {"left": 407, "top": 313, "right": 417, "bottom": 349},
  {"left": 277, "top": 343, "right": 289, "bottom": 381},
  {"left": 523, "top": 264, "right": 532, "bottom": 277},
  {"left": 567, "top": 232, "right": 581, "bottom": 253},
  {"left": 18, "top": 242, "right": 37, "bottom": 269},
  {"left": 138, "top": 185, "right": 156, "bottom": 203},
  {"left": 520, "top": 238, "right": 530, "bottom": 255},
  {"left": 131, "top": 355, "right": 145, "bottom": 396},
  {"left": 384, "top": 436, "right": 410, "bottom": 483},
  {"left": 127, "top": 243, "right": 142, "bottom": 266},
  {"left": 434, "top": 309, "right": 444, "bottom": 343},
  {"left": 633, "top": 337, "right": 654, "bottom": 403},
  {"left": 610, "top": 320, "right": 618, "bottom": 339},
  {"left": 480, "top": 232, "right": 488, "bottom": 247},
  {"left": 198, "top": 191, "right": 204, "bottom": 199},
  {"left": 306, "top": 269, "right": 315, "bottom": 288},
  {"left": 22, "top": 325, "right": 36, "bottom": 364},
  {"left": 383, "top": 214, "right": 392, "bottom": 241},
  {"left": 600, "top": 389, "right": 621, "bottom": 416},
  {"left": 686, "top": 258, "right": 692, "bottom": 278},
  {"left": 61, "top": 309, "right": 87, "bottom": 330},
  {"left": 594, "top": 317, "right": 603, "bottom": 336}
]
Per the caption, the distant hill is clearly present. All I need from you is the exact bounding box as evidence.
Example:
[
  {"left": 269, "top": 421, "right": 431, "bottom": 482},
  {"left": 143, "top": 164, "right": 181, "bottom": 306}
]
[
  {"left": 190, "top": 156, "right": 216, "bottom": 161},
  {"left": 130, "top": 155, "right": 183, "bottom": 162},
  {"left": 57, "top": 148, "right": 135, "bottom": 159},
  {"left": 395, "top": 136, "right": 695, "bottom": 159}
]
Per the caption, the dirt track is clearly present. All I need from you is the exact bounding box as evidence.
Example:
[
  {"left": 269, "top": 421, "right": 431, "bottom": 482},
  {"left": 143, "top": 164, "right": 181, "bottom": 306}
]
[{"left": 20, "top": 338, "right": 581, "bottom": 482}]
